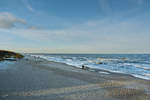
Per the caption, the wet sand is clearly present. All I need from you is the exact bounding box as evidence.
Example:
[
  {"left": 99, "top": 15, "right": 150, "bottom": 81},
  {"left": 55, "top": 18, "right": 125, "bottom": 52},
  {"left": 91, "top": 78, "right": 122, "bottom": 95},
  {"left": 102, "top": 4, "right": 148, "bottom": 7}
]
[{"left": 0, "top": 56, "right": 150, "bottom": 100}]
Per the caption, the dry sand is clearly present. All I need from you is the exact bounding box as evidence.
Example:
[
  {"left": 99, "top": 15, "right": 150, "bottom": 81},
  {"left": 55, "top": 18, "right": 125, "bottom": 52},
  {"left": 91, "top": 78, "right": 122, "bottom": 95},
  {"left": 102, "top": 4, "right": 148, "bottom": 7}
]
[{"left": 0, "top": 56, "right": 150, "bottom": 100}]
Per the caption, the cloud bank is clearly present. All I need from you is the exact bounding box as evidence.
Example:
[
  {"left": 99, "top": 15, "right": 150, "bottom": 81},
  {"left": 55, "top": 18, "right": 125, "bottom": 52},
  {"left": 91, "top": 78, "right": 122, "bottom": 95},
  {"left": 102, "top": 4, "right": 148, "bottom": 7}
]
[
  {"left": 0, "top": 12, "right": 26, "bottom": 29},
  {"left": 0, "top": 14, "right": 149, "bottom": 53},
  {"left": 0, "top": 9, "right": 149, "bottom": 53}
]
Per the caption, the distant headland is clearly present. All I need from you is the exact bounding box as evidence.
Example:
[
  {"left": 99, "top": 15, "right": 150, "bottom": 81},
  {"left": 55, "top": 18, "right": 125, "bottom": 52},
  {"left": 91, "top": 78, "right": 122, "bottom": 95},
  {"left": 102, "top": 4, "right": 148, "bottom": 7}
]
[{"left": 0, "top": 50, "right": 24, "bottom": 61}]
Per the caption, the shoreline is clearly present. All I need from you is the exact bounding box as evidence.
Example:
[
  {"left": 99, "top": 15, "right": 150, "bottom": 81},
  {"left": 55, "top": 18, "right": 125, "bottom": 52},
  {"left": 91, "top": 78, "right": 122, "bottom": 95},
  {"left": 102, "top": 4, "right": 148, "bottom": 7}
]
[
  {"left": 0, "top": 56, "right": 150, "bottom": 100},
  {"left": 30, "top": 55, "right": 150, "bottom": 81},
  {"left": 30, "top": 54, "right": 150, "bottom": 81}
]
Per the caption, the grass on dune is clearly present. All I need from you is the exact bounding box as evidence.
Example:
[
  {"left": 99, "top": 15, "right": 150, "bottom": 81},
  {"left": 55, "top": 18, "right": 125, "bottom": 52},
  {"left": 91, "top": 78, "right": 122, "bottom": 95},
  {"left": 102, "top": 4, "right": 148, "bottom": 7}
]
[{"left": 0, "top": 50, "right": 24, "bottom": 61}]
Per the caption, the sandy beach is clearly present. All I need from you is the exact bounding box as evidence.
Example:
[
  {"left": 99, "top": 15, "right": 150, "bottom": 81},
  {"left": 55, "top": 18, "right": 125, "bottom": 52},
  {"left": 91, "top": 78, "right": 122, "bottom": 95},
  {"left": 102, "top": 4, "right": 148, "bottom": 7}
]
[{"left": 0, "top": 56, "right": 150, "bottom": 100}]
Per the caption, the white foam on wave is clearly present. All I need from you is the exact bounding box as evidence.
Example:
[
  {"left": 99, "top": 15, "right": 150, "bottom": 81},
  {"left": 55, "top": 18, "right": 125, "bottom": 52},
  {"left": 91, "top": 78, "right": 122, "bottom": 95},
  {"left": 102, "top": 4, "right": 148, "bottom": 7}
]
[
  {"left": 98, "top": 71, "right": 110, "bottom": 74},
  {"left": 131, "top": 74, "right": 150, "bottom": 80},
  {"left": 31, "top": 54, "right": 150, "bottom": 80},
  {"left": 134, "top": 64, "right": 150, "bottom": 70}
]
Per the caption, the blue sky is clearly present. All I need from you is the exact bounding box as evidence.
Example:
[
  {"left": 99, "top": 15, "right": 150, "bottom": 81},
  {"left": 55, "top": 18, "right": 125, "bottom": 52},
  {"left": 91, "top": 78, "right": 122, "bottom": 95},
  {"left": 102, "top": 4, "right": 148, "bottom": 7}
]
[{"left": 0, "top": 0, "right": 150, "bottom": 53}]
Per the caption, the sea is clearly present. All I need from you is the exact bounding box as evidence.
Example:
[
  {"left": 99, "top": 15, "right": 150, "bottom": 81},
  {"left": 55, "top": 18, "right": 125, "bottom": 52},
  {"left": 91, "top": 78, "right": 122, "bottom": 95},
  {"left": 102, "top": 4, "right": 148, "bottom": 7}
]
[
  {"left": 0, "top": 61, "right": 14, "bottom": 70},
  {"left": 32, "top": 54, "right": 150, "bottom": 80}
]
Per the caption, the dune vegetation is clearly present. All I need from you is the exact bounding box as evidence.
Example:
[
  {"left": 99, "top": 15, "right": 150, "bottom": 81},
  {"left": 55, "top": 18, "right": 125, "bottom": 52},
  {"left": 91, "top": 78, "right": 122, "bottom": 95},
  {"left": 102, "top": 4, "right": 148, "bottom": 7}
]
[{"left": 0, "top": 50, "right": 24, "bottom": 61}]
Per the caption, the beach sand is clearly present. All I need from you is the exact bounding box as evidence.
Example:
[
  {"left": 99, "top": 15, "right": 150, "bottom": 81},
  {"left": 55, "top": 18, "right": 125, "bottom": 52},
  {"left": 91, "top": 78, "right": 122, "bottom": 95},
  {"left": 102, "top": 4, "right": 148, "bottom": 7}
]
[{"left": 0, "top": 56, "right": 150, "bottom": 100}]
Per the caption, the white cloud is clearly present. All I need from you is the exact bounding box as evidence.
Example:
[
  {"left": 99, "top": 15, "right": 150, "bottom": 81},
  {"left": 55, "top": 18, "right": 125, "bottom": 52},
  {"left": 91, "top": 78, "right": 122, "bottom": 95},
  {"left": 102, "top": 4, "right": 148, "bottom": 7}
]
[
  {"left": 1, "top": 16, "right": 149, "bottom": 46},
  {"left": 22, "top": 0, "right": 35, "bottom": 12},
  {"left": 0, "top": 12, "right": 26, "bottom": 29},
  {"left": 28, "top": 26, "right": 41, "bottom": 30},
  {"left": 0, "top": 17, "right": 149, "bottom": 53},
  {"left": 0, "top": 11, "right": 149, "bottom": 53},
  {"left": 27, "top": 4, "right": 34, "bottom": 12}
]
